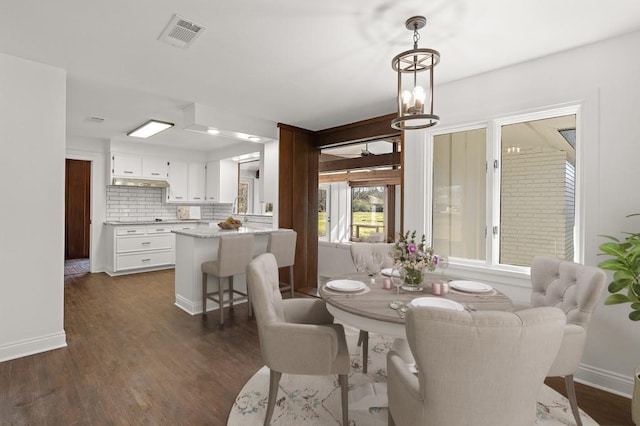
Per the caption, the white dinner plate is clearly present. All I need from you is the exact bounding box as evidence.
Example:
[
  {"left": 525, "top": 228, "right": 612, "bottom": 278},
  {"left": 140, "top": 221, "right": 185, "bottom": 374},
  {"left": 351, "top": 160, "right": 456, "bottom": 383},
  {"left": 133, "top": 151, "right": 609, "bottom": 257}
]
[
  {"left": 381, "top": 268, "right": 401, "bottom": 277},
  {"left": 410, "top": 297, "right": 465, "bottom": 311},
  {"left": 449, "top": 280, "right": 493, "bottom": 293},
  {"left": 326, "top": 279, "right": 367, "bottom": 292}
]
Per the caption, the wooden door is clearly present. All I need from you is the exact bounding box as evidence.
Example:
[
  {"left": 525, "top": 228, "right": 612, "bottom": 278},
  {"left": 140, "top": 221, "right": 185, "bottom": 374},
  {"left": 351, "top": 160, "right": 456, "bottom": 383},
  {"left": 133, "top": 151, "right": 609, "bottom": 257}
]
[{"left": 65, "top": 159, "right": 91, "bottom": 259}]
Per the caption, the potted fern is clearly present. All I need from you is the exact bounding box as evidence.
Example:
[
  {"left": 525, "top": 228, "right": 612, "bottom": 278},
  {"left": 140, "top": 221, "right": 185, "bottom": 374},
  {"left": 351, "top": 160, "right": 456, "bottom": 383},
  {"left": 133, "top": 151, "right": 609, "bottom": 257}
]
[{"left": 598, "top": 213, "right": 640, "bottom": 424}]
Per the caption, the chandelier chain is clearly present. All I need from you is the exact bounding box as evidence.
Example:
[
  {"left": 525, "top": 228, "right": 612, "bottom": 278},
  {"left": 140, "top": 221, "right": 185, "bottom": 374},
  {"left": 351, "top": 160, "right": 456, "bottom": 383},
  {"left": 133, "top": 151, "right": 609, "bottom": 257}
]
[{"left": 413, "top": 26, "right": 420, "bottom": 49}]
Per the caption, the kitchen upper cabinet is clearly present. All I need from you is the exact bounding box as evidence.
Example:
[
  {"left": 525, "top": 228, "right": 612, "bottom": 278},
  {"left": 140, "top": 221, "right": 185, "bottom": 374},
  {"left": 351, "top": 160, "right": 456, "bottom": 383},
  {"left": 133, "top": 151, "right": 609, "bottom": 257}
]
[
  {"left": 112, "top": 154, "right": 142, "bottom": 177},
  {"left": 188, "top": 162, "right": 206, "bottom": 202},
  {"left": 205, "top": 161, "right": 220, "bottom": 202},
  {"left": 167, "top": 160, "right": 188, "bottom": 202},
  {"left": 112, "top": 154, "right": 168, "bottom": 180},
  {"left": 142, "top": 157, "right": 168, "bottom": 179},
  {"left": 205, "top": 159, "right": 237, "bottom": 203}
]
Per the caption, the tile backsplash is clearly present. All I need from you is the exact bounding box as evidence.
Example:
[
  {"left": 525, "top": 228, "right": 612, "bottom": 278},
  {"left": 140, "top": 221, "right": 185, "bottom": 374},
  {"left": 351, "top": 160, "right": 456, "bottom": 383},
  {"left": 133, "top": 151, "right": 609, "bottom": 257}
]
[{"left": 106, "top": 186, "right": 232, "bottom": 221}]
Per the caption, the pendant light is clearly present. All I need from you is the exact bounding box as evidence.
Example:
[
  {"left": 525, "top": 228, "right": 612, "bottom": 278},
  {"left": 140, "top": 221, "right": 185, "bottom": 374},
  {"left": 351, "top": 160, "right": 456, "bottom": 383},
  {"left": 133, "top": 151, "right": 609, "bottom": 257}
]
[{"left": 391, "top": 16, "right": 440, "bottom": 130}]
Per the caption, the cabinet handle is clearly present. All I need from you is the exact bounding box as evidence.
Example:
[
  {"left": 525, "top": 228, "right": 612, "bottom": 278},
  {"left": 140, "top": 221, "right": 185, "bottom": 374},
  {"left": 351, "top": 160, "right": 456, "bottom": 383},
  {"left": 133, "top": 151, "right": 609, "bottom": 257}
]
[
  {"left": 124, "top": 170, "right": 134, "bottom": 174},
  {"left": 127, "top": 230, "right": 137, "bottom": 233},
  {"left": 141, "top": 258, "right": 151, "bottom": 262},
  {"left": 142, "top": 242, "right": 151, "bottom": 245},
  {"left": 151, "top": 172, "right": 160, "bottom": 176},
  {"left": 175, "top": 197, "right": 183, "bottom": 199},
  {"left": 156, "top": 229, "right": 166, "bottom": 232},
  {"left": 193, "top": 197, "right": 201, "bottom": 200}
]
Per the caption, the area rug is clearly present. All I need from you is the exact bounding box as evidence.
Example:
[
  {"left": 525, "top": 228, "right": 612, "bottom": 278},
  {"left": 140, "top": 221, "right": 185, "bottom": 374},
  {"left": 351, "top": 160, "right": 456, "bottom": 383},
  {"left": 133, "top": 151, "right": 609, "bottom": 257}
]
[{"left": 228, "top": 328, "right": 598, "bottom": 426}]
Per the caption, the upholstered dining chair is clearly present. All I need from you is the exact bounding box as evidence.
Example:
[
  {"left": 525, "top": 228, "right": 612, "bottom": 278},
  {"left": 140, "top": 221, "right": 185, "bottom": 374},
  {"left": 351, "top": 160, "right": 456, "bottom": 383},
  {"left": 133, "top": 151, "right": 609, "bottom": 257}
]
[
  {"left": 349, "top": 242, "right": 395, "bottom": 373},
  {"left": 247, "top": 253, "right": 350, "bottom": 426},
  {"left": 387, "top": 306, "right": 567, "bottom": 426},
  {"left": 516, "top": 256, "right": 606, "bottom": 426}
]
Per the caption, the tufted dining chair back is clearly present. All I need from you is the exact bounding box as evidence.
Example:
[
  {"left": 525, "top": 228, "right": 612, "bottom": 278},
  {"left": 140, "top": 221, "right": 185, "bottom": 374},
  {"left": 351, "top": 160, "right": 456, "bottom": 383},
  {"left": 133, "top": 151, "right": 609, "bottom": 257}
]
[
  {"left": 527, "top": 256, "right": 606, "bottom": 426},
  {"left": 530, "top": 256, "right": 606, "bottom": 328},
  {"left": 387, "top": 306, "right": 566, "bottom": 426}
]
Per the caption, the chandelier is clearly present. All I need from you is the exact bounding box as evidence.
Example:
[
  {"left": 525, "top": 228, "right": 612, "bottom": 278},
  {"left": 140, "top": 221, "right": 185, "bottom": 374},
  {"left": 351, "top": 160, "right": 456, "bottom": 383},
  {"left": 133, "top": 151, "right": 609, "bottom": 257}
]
[{"left": 391, "top": 16, "right": 440, "bottom": 130}]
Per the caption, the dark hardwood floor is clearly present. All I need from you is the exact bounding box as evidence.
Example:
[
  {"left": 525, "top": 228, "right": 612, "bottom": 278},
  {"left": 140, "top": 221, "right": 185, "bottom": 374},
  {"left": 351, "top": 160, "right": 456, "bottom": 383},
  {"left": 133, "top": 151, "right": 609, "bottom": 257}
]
[{"left": 0, "top": 269, "right": 633, "bottom": 425}]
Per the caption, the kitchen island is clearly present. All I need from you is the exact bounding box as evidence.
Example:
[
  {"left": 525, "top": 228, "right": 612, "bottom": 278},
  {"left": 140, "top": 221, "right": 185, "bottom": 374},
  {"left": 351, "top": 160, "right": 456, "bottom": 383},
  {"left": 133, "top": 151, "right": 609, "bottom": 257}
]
[{"left": 172, "top": 226, "right": 293, "bottom": 315}]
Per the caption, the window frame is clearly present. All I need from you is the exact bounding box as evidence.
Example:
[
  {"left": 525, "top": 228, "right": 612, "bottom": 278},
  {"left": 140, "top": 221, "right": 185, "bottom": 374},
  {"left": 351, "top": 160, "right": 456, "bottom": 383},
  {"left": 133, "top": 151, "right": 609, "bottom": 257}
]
[{"left": 426, "top": 104, "right": 582, "bottom": 280}]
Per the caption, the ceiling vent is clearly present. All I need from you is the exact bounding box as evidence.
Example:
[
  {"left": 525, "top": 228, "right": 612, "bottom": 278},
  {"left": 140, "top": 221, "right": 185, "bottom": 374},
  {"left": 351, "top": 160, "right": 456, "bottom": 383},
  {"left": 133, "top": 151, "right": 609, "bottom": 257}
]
[{"left": 158, "top": 14, "right": 205, "bottom": 49}]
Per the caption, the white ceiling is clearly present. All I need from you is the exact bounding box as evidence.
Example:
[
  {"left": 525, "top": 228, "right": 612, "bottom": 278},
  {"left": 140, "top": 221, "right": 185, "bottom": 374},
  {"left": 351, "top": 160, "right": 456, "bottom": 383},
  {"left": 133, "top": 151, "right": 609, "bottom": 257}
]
[{"left": 2, "top": 0, "right": 640, "bottom": 152}]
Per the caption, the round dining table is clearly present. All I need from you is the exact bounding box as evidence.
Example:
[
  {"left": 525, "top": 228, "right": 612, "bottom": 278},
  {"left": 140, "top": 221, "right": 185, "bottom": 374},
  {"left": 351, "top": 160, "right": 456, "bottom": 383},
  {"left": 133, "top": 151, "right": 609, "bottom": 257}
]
[
  {"left": 319, "top": 272, "right": 515, "bottom": 359},
  {"left": 319, "top": 271, "right": 515, "bottom": 409}
]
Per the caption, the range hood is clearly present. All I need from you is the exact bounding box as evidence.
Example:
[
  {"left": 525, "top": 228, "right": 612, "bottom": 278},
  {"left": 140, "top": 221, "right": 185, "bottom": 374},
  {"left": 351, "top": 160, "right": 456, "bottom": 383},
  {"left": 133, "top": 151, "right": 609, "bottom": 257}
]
[{"left": 111, "top": 177, "right": 170, "bottom": 188}]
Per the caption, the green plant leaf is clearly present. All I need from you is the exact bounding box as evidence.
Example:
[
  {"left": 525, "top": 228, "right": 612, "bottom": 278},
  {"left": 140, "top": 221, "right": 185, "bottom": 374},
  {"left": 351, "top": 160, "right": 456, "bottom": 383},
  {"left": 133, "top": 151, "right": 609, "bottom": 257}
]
[
  {"left": 605, "top": 294, "right": 631, "bottom": 305},
  {"left": 631, "top": 302, "right": 640, "bottom": 310},
  {"left": 614, "top": 270, "right": 635, "bottom": 280},
  {"left": 609, "top": 279, "right": 631, "bottom": 293},
  {"left": 599, "top": 242, "right": 628, "bottom": 257},
  {"left": 598, "top": 258, "right": 628, "bottom": 271},
  {"left": 599, "top": 234, "right": 621, "bottom": 242},
  {"left": 629, "top": 310, "right": 640, "bottom": 321}
]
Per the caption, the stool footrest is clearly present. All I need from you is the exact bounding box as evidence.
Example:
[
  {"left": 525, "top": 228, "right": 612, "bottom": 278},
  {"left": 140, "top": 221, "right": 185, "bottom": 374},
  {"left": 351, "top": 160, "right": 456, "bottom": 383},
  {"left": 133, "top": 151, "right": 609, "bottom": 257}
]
[{"left": 206, "top": 289, "right": 248, "bottom": 305}]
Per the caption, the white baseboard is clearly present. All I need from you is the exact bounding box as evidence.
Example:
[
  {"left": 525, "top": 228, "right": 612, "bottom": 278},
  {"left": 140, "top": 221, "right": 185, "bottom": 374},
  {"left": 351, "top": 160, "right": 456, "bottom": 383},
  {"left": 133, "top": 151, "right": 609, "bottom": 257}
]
[
  {"left": 174, "top": 294, "right": 247, "bottom": 316},
  {"left": 575, "top": 362, "right": 634, "bottom": 398},
  {"left": 0, "top": 331, "right": 67, "bottom": 363}
]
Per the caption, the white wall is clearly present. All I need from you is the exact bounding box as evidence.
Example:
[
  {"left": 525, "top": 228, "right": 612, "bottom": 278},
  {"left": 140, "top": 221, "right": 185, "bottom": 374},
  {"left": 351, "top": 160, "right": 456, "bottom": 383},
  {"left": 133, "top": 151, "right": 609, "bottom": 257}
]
[
  {"left": 404, "top": 30, "right": 640, "bottom": 396},
  {"left": 0, "top": 53, "right": 67, "bottom": 361}
]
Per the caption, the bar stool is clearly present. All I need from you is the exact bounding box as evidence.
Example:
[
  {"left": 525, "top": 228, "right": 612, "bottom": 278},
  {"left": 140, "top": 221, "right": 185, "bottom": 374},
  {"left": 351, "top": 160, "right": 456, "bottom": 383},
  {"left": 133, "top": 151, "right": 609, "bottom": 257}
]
[
  {"left": 202, "top": 234, "right": 255, "bottom": 326},
  {"left": 266, "top": 230, "right": 297, "bottom": 298}
]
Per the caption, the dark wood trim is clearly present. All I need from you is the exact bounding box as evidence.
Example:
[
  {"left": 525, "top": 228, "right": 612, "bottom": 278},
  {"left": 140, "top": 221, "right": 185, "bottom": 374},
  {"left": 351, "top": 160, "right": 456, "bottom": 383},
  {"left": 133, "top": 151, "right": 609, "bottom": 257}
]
[
  {"left": 319, "top": 169, "right": 401, "bottom": 184},
  {"left": 386, "top": 184, "right": 396, "bottom": 242},
  {"left": 278, "top": 125, "right": 319, "bottom": 289},
  {"left": 314, "top": 113, "right": 399, "bottom": 148},
  {"left": 319, "top": 152, "right": 401, "bottom": 173}
]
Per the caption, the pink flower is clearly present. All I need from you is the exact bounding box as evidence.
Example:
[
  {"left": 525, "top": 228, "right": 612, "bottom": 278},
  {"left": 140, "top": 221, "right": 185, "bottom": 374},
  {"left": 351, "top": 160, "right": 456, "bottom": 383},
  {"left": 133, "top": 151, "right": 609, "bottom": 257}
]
[{"left": 408, "top": 243, "right": 417, "bottom": 253}]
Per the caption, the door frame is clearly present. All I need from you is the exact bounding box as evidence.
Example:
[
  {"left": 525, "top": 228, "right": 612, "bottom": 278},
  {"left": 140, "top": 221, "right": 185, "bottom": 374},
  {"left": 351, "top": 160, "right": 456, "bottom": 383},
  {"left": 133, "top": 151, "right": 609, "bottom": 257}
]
[{"left": 65, "top": 153, "right": 95, "bottom": 273}]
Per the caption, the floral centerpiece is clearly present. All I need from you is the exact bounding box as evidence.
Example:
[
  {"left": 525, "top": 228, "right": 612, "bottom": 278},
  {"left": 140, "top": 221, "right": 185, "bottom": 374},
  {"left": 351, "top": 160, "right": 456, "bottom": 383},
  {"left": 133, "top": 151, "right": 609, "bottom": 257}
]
[{"left": 393, "top": 230, "right": 438, "bottom": 289}]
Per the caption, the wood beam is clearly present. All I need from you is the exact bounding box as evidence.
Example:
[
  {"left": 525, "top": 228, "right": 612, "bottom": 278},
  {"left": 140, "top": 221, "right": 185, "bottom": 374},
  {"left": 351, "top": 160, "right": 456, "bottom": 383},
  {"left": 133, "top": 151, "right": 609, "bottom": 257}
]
[
  {"left": 314, "top": 113, "right": 399, "bottom": 148},
  {"left": 319, "top": 168, "right": 402, "bottom": 184},
  {"left": 318, "top": 152, "right": 401, "bottom": 173}
]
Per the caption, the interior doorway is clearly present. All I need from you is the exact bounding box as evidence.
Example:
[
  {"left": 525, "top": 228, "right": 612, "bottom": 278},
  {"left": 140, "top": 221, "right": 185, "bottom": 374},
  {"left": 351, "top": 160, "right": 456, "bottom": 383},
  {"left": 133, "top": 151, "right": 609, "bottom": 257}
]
[{"left": 65, "top": 159, "right": 91, "bottom": 265}]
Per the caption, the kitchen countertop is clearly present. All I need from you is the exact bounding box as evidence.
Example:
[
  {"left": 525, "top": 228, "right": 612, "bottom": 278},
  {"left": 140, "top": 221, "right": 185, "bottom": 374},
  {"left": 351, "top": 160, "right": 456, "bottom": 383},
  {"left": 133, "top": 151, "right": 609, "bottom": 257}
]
[
  {"left": 104, "top": 220, "right": 202, "bottom": 226},
  {"left": 172, "top": 227, "right": 292, "bottom": 239}
]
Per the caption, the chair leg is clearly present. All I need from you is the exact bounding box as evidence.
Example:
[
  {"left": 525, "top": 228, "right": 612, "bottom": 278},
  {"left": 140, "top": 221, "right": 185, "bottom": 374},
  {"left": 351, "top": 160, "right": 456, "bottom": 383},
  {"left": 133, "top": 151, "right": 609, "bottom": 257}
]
[
  {"left": 201, "top": 272, "right": 208, "bottom": 320},
  {"left": 229, "top": 276, "right": 235, "bottom": 312},
  {"left": 289, "top": 265, "right": 295, "bottom": 298},
  {"left": 247, "top": 278, "right": 253, "bottom": 318},
  {"left": 564, "top": 374, "right": 583, "bottom": 426},
  {"left": 358, "top": 330, "right": 369, "bottom": 374},
  {"left": 388, "top": 408, "right": 396, "bottom": 426},
  {"left": 264, "top": 369, "right": 282, "bottom": 426},
  {"left": 339, "top": 374, "right": 349, "bottom": 426},
  {"left": 218, "top": 276, "right": 225, "bottom": 326}
]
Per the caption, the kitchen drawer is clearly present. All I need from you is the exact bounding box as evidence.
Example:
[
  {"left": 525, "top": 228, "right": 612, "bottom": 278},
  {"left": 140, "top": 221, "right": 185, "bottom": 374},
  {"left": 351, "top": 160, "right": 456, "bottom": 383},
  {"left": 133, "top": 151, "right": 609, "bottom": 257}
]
[
  {"left": 172, "top": 223, "right": 198, "bottom": 231},
  {"left": 116, "top": 234, "right": 173, "bottom": 253},
  {"left": 116, "top": 226, "right": 146, "bottom": 236},
  {"left": 116, "top": 250, "right": 173, "bottom": 271},
  {"left": 146, "top": 225, "right": 173, "bottom": 234}
]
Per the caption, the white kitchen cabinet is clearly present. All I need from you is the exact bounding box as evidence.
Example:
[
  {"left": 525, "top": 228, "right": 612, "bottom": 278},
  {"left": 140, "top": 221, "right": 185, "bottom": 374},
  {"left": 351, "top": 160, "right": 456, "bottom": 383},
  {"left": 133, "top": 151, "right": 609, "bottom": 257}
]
[
  {"left": 105, "top": 224, "right": 175, "bottom": 275},
  {"left": 167, "top": 160, "right": 189, "bottom": 202},
  {"left": 188, "top": 162, "right": 206, "bottom": 202},
  {"left": 205, "top": 161, "right": 220, "bottom": 202},
  {"left": 142, "top": 157, "right": 168, "bottom": 179},
  {"left": 205, "top": 159, "right": 237, "bottom": 203},
  {"left": 112, "top": 154, "right": 142, "bottom": 177}
]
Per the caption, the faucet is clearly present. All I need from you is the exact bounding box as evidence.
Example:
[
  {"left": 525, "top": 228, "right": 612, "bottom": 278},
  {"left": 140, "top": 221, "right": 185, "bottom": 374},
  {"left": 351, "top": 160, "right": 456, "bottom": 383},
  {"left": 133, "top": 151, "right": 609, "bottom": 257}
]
[{"left": 232, "top": 196, "right": 245, "bottom": 215}]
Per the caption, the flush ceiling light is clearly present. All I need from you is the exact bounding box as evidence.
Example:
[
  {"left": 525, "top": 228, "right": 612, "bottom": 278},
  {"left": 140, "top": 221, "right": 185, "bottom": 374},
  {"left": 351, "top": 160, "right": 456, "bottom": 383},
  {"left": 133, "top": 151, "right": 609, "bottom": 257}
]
[
  {"left": 391, "top": 16, "right": 440, "bottom": 130},
  {"left": 127, "top": 120, "right": 174, "bottom": 138}
]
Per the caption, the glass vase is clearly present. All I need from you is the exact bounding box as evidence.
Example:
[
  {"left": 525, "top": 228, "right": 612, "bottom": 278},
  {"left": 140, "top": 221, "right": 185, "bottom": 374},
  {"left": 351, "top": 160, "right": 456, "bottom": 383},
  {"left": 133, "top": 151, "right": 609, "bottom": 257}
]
[{"left": 401, "top": 267, "right": 424, "bottom": 291}]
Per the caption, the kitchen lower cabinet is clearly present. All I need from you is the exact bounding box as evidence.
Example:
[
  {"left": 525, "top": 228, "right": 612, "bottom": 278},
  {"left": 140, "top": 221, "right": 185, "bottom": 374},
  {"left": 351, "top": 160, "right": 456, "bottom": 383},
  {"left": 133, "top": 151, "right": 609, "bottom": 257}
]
[{"left": 105, "top": 224, "right": 175, "bottom": 275}]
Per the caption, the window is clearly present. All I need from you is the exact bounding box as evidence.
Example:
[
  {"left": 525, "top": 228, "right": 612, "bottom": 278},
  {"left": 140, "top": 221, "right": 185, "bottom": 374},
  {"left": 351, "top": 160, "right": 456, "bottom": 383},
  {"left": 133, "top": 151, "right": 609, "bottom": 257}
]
[
  {"left": 431, "top": 108, "right": 578, "bottom": 269},
  {"left": 351, "top": 186, "right": 385, "bottom": 241},
  {"left": 318, "top": 185, "right": 329, "bottom": 239}
]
